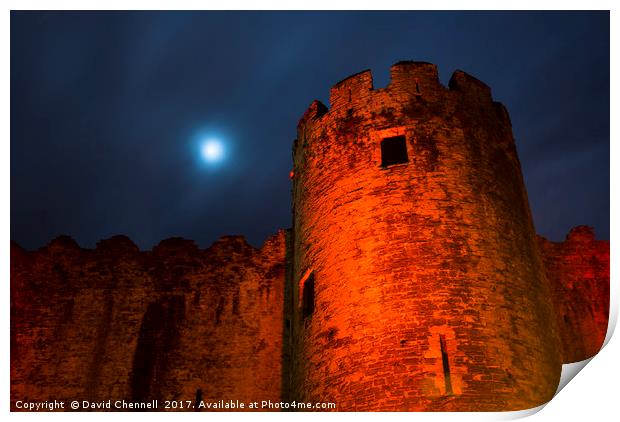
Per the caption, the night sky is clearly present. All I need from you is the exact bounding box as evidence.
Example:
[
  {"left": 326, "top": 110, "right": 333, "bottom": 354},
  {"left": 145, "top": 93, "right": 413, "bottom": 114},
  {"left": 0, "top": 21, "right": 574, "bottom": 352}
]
[{"left": 11, "top": 11, "right": 610, "bottom": 250}]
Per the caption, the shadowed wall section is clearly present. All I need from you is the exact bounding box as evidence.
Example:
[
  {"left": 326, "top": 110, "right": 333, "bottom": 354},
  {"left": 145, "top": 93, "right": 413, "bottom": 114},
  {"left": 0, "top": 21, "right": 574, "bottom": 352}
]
[
  {"left": 538, "top": 227, "right": 610, "bottom": 363},
  {"left": 10, "top": 232, "right": 287, "bottom": 411}
]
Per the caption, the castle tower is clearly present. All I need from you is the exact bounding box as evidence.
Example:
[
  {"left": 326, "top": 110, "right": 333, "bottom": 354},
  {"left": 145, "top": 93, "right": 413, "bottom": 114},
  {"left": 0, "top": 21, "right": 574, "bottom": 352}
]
[{"left": 288, "top": 62, "right": 562, "bottom": 411}]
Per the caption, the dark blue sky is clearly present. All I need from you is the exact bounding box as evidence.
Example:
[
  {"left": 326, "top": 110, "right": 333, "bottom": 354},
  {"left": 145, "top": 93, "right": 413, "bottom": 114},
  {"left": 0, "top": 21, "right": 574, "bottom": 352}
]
[{"left": 11, "top": 11, "right": 609, "bottom": 249}]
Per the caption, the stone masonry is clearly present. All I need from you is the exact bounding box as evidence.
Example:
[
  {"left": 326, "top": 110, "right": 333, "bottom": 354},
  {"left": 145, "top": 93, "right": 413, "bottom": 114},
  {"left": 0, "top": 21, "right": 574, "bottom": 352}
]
[
  {"left": 538, "top": 226, "right": 610, "bottom": 363},
  {"left": 11, "top": 232, "right": 286, "bottom": 411}
]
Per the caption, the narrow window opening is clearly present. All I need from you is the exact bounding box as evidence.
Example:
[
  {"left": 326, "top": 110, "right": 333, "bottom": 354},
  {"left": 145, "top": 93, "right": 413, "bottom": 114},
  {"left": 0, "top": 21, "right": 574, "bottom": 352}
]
[
  {"left": 194, "top": 388, "right": 203, "bottom": 411},
  {"left": 232, "top": 291, "right": 240, "bottom": 316},
  {"left": 215, "top": 297, "right": 225, "bottom": 325},
  {"left": 415, "top": 78, "right": 421, "bottom": 94},
  {"left": 439, "top": 334, "right": 453, "bottom": 395},
  {"left": 380, "top": 135, "right": 409, "bottom": 167},
  {"left": 302, "top": 273, "right": 315, "bottom": 319}
]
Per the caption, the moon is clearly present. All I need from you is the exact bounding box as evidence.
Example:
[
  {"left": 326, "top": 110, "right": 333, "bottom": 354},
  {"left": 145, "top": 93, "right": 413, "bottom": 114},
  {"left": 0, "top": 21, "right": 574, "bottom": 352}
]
[{"left": 200, "top": 139, "right": 224, "bottom": 163}]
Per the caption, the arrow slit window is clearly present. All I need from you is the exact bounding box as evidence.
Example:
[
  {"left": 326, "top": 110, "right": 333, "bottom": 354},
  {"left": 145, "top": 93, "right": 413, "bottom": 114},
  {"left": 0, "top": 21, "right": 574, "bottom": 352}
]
[{"left": 300, "top": 272, "right": 315, "bottom": 319}]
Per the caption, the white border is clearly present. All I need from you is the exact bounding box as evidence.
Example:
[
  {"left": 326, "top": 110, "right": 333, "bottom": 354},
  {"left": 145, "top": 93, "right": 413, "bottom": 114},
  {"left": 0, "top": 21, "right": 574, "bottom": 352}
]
[{"left": 3, "top": 2, "right": 616, "bottom": 421}]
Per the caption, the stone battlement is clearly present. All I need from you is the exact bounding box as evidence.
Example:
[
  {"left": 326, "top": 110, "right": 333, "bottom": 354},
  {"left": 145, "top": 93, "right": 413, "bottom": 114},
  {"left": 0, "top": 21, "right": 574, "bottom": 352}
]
[
  {"left": 299, "top": 62, "right": 493, "bottom": 128},
  {"left": 295, "top": 62, "right": 504, "bottom": 166}
]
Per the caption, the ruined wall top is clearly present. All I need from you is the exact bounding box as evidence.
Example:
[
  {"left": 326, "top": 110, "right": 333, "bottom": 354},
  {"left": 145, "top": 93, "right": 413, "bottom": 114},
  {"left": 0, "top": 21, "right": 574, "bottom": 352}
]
[{"left": 297, "top": 61, "right": 494, "bottom": 131}]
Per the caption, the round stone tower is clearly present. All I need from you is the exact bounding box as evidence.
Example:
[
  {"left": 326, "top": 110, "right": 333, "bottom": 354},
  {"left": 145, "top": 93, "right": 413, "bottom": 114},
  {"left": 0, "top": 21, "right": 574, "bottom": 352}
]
[{"left": 288, "top": 61, "right": 562, "bottom": 411}]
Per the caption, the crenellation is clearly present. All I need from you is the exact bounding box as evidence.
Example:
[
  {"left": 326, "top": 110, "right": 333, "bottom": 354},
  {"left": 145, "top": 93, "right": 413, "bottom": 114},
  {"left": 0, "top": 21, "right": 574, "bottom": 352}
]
[
  {"left": 44, "top": 235, "right": 82, "bottom": 254},
  {"left": 565, "top": 225, "right": 596, "bottom": 242},
  {"left": 297, "top": 64, "right": 503, "bottom": 164},
  {"left": 448, "top": 70, "right": 493, "bottom": 105},
  {"left": 297, "top": 99, "right": 328, "bottom": 131},
  {"left": 329, "top": 69, "right": 373, "bottom": 112},
  {"left": 95, "top": 235, "right": 140, "bottom": 254},
  {"left": 388, "top": 61, "right": 441, "bottom": 96},
  {"left": 492, "top": 101, "right": 512, "bottom": 127}
]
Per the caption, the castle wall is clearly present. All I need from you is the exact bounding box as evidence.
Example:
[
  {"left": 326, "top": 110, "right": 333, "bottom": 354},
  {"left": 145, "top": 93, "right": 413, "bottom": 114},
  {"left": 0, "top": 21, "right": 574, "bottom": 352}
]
[
  {"left": 537, "top": 227, "right": 610, "bottom": 363},
  {"left": 10, "top": 232, "right": 287, "bottom": 411},
  {"left": 290, "top": 62, "right": 562, "bottom": 411}
]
